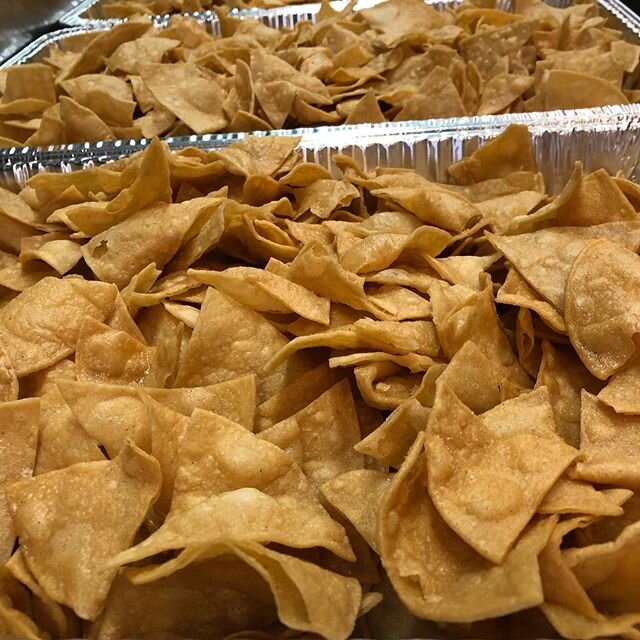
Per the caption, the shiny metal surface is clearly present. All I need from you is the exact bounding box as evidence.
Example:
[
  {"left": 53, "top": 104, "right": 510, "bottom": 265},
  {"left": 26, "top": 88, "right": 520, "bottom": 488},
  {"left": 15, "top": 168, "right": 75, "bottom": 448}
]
[
  {"left": 2, "top": 107, "right": 639, "bottom": 193},
  {"left": 0, "top": 0, "right": 82, "bottom": 63}
]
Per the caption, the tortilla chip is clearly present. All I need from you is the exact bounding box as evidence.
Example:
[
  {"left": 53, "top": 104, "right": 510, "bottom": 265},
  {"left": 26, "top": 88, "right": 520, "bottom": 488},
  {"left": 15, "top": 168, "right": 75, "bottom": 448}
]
[
  {"left": 83, "top": 198, "right": 218, "bottom": 288},
  {"left": 210, "top": 136, "right": 299, "bottom": 178},
  {"left": 7, "top": 444, "right": 161, "bottom": 620},
  {"left": 431, "top": 280, "right": 530, "bottom": 388},
  {"left": 190, "top": 267, "right": 330, "bottom": 325},
  {"left": 175, "top": 288, "right": 315, "bottom": 403},
  {"left": 0, "top": 399, "right": 39, "bottom": 563},
  {"left": 0, "top": 277, "right": 117, "bottom": 377},
  {"left": 355, "top": 361, "right": 423, "bottom": 410},
  {"left": 255, "top": 362, "right": 344, "bottom": 432},
  {"left": 379, "top": 432, "right": 556, "bottom": 622},
  {"left": 425, "top": 383, "right": 577, "bottom": 562},
  {"left": 538, "top": 478, "right": 625, "bottom": 517},
  {"left": 260, "top": 379, "right": 363, "bottom": 491},
  {"left": 497, "top": 268, "right": 567, "bottom": 334},
  {"left": 107, "top": 36, "right": 180, "bottom": 75},
  {"left": 355, "top": 397, "right": 430, "bottom": 468},
  {"left": 75, "top": 318, "right": 165, "bottom": 386},
  {"left": 139, "top": 63, "right": 227, "bottom": 134},
  {"left": 0, "top": 340, "right": 18, "bottom": 402},
  {"left": 89, "top": 553, "right": 274, "bottom": 639},
  {"left": 320, "top": 469, "right": 391, "bottom": 552},
  {"left": 540, "top": 69, "right": 629, "bottom": 110},
  {"left": 396, "top": 66, "right": 466, "bottom": 120},
  {"left": 109, "top": 409, "right": 354, "bottom": 570},
  {"left": 34, "top": 386, "right": 104, "bottom": 476},
  {"left": 487, "top": 222, "right": 640, "bottom": 313},
  {"left": 449, "top": 124, "right": 537, "bottom": 185},
  {"left": 565, "top": 520, "right": 640, "bottom": 616},
  {"left": 59, "top": 96, "right": 115, "bottom": 143},
  {"left": 535, "top": 341, "right": 602, "bottom": 447},
  {"left": 574, "top": 391, "right": 640, "bottom": 489},
  {"left": 295, "top": 180, "right": 359, "bottom": 219},
  {"left": 57, "top": 374, "right": 256, "bottom": 457},
  {"left": 3, "top": 64, "right": 56, "bottom": 104}
]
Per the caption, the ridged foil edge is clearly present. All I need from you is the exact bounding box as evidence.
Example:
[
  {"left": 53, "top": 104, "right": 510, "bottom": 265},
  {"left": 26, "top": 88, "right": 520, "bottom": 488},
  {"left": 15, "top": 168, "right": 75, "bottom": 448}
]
[{"left": 2, "top": 107, "right": 639, "bottom": 194}]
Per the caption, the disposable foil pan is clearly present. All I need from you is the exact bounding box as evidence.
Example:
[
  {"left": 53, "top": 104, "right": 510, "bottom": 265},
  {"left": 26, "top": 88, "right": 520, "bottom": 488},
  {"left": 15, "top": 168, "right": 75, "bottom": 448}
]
[
  {"left": 2, "top": 108, "right": 639, "bottom": 194},
  {"left": 2, "top": 0, "right": 640, "bottom": 153},
  {"left": 55, "top": 0, "right": 640, "bottom": 36}
]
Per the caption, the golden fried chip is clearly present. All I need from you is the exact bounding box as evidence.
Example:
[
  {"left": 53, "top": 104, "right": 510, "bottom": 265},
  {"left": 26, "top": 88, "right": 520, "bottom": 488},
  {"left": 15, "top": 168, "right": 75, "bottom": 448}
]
[
  {"left": 260, "top": 379, "right": 363, "bottom": 491},
  {"left": 497, "top": 268, "right": 567, "bottom": 334},
  {"left": 266, "top": 318, "right": 439, "bottom": 371},
  {"left": 321, "top": 469, "right": 391, "bottom": 552},
  {"left": 540, "top": 69, "right": 629, "bottom": 110},
  {"left": 0, "top": 340, "right": 18, "bottom": 402},
  {"left": 566, "top": 520, "right": 640, "bottom": 616},
  {"left": 3, "top": 64, "right": 56, "bottom": 104},
  {"left": 538, "top": 478, "right": 625, "bottom": 517},
  {"left": 425, "top": 384, "right": 576, "bottom": 563},
  {"left": 0, "top": 277, "right": 117, "bottom": 377},
  {"left": 107, "top": 36, "right": 180, "bottom": 75},
  {"left": 19, "top": 233, "right": 83, "bottom": 276},
  {"left": 487, "top": 222, "right": 640, "bottom": 312},
  {"left": 59, "top": 96, "right": 115, "bottom": 143},
  {"left": 598, "top": 354, "right": 640, "bottom": 414},
  {"left": 255, "top": 362, "right": 343, "bottom": 432},
  {"left": 380, "top": 432, "right": 556, "bottom": 622},
  {"left": 75, "top": 318, "right": 165, "bottom": 386},
  {"left": 449, "top": 124, "right": 537, "bottom": 185},
  {"left": 536, "top": 341, "right": 602, "bottom": 447},
  {"left": 110, "top": 409, "right": 354, "bottom": 569},
  {"left": 552, "top": 168, "right": 638, "bottom": 227},
  {"left": 139, "top": 63, "right": 227, "bottom": 133},
  {"left": 83, "top": 198, "right": 218, "bottom": 288},
  {"left": 574, "top": 391, "right": 640, "bottom": 489},
  {"left": 0, "top": 399, "right": 39, "bottom": 563},
  {"left": 355, "top": 397, "right": 430, "bottom": 468},
  {"left": 566, "top": 239, "right": 640, "bottom": 379},
  {"left": 7, "top": 444, "right": 161, "bottom": 620},
  {"left": 224, "top": 543, "right": 361, "bottom": 640},
  {"left": 355, "top": 361, "right": 423, "bottom": 410},
  {"left": 210, "top": 135, "right": 299, "bottom": 178},
  {"left": 396, "top": 67, "right": 466, "bottom": 121},
  {"left": 175, "top": 288, "right": 314, "bottom": 403},
  {"left": 431, "top": 280, "right": 530, "bottom": 388},
  {"left": 57, "top": 374, "right": 256, "bottom": 457},
  {"left": 0, "top": 566, "right": 46, "bottom": 640},
  {"left": 34, "top": 386, "right": 104, "bottom": 476},
  {"left": 190, "top": 267, "right": 330, "bottom": 325}
]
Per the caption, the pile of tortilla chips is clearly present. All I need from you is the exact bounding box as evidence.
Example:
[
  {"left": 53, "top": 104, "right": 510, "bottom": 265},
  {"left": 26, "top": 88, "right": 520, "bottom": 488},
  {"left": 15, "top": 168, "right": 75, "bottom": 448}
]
[
  {"left": 2, "top": 0, "right": 640, "bottom": 149},
  {"left": 2, "top": 123, "right": 640, "bottom": 639}
]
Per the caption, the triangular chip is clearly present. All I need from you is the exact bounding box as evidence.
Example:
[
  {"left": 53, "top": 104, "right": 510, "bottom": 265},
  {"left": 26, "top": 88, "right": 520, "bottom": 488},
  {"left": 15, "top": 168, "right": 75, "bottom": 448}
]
[{"left": 7, "top": 444, "right": 161, "bottom": 620}]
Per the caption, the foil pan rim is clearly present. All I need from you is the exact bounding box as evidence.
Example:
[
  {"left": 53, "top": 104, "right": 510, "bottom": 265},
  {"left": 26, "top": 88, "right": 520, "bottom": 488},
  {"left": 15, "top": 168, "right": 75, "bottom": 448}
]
[{"left": 1, "top": 104, "right": 640, "bottom": 169}]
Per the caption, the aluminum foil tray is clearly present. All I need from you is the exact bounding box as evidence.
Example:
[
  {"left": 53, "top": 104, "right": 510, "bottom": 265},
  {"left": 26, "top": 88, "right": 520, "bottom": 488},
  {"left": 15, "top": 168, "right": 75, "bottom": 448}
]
[
  {"left": 2, "top": 0, "right": 640, "bottom": 154},
  {"left": 2, "top": 108, "right": 639, "bottom": 195},
  {"left": 55, "top": 0, "right": 640, "bottom": 36}
]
